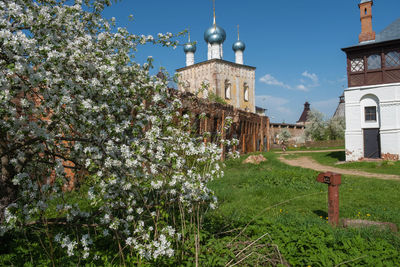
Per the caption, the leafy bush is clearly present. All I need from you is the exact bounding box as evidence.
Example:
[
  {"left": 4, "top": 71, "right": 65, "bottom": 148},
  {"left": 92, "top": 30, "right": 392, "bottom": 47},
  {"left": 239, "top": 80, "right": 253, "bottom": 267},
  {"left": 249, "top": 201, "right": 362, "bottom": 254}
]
[
  {"left": 0, "top": 0, "right": 224, "bottom": 264},
  {"left": 279, "top": 129, "right": 292, "bottom": 143},
  {"left": 326, "top": 116, "right": 345, "bottom": 140},
  {"left": 304, "top": 110, "right": 345, "bottom": 141},
  {"left": 208, "top": 92, "right": 228, "bottom": 105}
]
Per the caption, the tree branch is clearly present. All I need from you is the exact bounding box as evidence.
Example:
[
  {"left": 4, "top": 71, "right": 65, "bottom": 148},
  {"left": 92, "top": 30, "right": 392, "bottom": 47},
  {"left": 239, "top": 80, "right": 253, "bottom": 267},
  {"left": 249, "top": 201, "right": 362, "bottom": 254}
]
[{"left": 0, "top": 137, "right": 43, "bottom": 158}]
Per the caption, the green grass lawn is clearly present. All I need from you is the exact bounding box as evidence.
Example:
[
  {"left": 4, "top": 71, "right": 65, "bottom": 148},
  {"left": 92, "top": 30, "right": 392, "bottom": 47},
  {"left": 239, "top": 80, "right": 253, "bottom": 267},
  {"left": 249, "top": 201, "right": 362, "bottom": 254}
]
[
  {"left": 2, "top": 152, "right": 400, "bottom": 266},
  {"left": 283, "top": 150, "right": 400, "bottom": 176},
  {"left": 205, "top": 152, "right": 400, "bottom": 266}
]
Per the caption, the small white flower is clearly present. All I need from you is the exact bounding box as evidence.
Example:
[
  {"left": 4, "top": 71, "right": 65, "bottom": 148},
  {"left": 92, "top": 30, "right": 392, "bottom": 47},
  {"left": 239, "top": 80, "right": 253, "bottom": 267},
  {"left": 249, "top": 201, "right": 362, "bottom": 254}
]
[
  {"left": 136, "top": 208, "right": 143, "bottom": 215},
  {"left": 54, "top": 233, "right": 62, "bottom": 243}
]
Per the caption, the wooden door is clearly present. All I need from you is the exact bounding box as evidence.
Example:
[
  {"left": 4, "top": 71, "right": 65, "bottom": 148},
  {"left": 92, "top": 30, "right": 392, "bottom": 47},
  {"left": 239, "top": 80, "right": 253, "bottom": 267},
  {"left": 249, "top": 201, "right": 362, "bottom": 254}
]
[{"left": 363, "top": 128, "right": 381, "bottom": 159}]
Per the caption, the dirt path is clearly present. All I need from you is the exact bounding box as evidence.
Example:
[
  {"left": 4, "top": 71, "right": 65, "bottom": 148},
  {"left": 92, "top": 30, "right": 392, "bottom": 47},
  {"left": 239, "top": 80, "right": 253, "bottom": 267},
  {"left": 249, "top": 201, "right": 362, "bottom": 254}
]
[
  {"left": 278, "top": 155, "right": 400, "bottom": 181},
  {"left": 275, "top": 149, "right": 345, "bottom": 154}
]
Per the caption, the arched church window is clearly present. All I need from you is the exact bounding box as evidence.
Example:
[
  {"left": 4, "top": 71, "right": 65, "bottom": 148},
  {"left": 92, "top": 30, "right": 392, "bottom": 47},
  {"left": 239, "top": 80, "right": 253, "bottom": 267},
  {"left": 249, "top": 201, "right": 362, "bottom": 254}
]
[
  {"left": 225, "top": 80, "right": 231, "bottom": 100},
  {"left": 244, "top": 83, "right": 249, "bottom": 102},
  {"left": 367, "top": 54, "right": 381, "bottom": 70},
  {"left": 386, "top": 51, "right": 400, "bottom": 68},
  {"left": 183, "top": 80, "right": 190, "bottom": 90}
]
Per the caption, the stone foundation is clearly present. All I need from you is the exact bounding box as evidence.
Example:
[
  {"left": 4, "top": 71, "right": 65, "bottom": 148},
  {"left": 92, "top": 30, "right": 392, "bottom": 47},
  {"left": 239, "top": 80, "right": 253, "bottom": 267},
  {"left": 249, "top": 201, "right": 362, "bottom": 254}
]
[{"left": 381, "top": 153, "right": 400, "bottom": 161}]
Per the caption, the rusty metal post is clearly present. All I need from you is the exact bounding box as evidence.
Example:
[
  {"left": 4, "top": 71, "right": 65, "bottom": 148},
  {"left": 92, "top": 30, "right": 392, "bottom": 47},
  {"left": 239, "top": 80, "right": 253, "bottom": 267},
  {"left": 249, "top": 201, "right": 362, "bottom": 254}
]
[
  {"left": 328, "top": 182, "right": 340, "bottom": 226},
  {"left": 316, "top": 172, "right": 342, "bottom": 226}
]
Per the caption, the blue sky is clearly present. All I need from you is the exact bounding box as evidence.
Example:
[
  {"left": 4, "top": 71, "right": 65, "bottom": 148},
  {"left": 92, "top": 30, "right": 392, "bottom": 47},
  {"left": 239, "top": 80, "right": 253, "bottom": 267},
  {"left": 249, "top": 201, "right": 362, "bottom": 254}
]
[{"left": 102, "top": 0, "right": 399, "bottom": 123}]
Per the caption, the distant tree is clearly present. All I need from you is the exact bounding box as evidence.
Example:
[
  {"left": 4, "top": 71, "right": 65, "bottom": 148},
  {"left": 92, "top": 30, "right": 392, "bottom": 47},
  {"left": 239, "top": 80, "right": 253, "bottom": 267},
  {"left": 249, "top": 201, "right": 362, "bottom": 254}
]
[
  {"left": 279, "top": 129, "right": 291, "bottom": 143},
  {"left": 326, "top": 116, "right": 345, "bottom": 140},
  {"left": 304, "top": 109, "right": 327, "bottom": 141}
]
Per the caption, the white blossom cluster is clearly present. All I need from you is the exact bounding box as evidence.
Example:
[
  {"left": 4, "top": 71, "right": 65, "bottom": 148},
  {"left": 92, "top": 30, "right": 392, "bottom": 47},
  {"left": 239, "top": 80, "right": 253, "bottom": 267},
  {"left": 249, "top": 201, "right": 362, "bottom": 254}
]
[{"left": 0, "top": 0, "right": 221, "bottom": 262}]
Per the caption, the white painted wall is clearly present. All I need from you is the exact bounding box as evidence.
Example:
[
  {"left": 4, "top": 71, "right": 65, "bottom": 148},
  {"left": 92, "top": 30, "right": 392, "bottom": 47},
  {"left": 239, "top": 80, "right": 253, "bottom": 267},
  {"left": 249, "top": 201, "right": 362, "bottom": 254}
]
[
  {"left": 344, "top": 82, "right": 400, "bottom": 161},
  {"left": 208, "top": 43, "right": 223, "bottom": 59},
  {"left": 186, "top": 52, "right": 194, "bottom": 67},
  {"left": 235, "top": 50, "right": 243, "bottom": 65}
]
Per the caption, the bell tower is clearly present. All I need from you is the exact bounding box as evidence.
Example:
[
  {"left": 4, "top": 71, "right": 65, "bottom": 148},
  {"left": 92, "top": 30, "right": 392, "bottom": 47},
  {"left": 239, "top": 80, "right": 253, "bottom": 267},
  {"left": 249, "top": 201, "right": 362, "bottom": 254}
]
[{"left": 358, "top": 0, "right": 375, "bottom": 43}]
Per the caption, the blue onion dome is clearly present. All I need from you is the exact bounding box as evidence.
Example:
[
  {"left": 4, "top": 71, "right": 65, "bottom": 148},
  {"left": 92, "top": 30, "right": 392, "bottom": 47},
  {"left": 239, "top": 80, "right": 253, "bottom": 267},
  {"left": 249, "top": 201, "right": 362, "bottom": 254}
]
[
  {"left": 183, "top": 43, "right": 196, "bottom": 53},
  {"left": 208, "top": 33, "right": 224, "bottom": 44},
  {"left": 204, "top": 24, "right": 226, "bottom": 44},
  {"left": 232, "top": 40, "right": 246, "bottom": 52}
]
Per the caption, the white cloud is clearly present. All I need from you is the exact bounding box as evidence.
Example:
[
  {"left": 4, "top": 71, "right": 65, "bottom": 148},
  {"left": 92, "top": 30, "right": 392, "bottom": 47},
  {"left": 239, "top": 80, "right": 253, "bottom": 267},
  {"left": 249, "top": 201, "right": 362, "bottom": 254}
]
[
  {"left": 302, "top": 71, "right": 319, "bottom": 87},
  {"left": 255, "top": 95, "right": 294, "bottom": 122},
  {"left": 259, "top": 74, "right": 291, "bottom": 89},
  {"left": 260, "top": 73, "right": 319, "bottom": 92},
  {"left": 296, "top": 84, "right": 308, "bottom": 92}
]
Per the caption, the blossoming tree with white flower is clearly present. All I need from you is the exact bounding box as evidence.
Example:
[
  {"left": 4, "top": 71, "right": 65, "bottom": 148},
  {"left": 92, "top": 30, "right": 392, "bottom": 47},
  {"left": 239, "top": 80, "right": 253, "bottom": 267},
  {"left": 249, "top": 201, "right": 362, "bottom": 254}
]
[{"left": 0, "top": 0, "right": 223, "bottom": 264}]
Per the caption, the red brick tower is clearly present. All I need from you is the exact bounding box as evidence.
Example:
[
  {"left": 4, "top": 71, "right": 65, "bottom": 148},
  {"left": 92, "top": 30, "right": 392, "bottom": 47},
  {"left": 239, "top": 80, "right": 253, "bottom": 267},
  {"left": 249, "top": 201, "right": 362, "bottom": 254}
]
[{"left": 358, "top": 0, "right": 375, "bottom": 43}]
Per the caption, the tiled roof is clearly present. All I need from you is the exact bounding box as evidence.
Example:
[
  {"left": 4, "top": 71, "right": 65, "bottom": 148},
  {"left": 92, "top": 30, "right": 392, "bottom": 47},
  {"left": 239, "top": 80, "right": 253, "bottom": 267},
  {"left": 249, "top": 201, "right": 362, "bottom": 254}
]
[
  {"left": 332, "top": 95, "right": 345, "bottom": 119},
  {"left": 342, "top": 17, "right": 400, "bottom": 50},
  {"left": 297, "top": 102, "right": 310, "bottom": 123},
  {"left": 376, "top": 18, "right": 400, "bottom": 43}
]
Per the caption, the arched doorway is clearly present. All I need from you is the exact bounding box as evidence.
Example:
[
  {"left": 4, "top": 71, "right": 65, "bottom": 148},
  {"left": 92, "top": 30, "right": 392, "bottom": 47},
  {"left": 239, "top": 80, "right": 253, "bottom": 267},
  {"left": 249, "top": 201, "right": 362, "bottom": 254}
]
[{"left": 360, "top": 94, "right": 381, "bottom": 158}]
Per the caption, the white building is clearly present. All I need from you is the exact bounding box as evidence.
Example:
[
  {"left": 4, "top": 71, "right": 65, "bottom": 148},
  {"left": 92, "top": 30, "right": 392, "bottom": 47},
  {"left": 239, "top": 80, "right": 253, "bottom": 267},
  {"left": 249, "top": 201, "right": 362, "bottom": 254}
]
[{"left": 342, "top": 0, "right": 400, "bottom": 161}]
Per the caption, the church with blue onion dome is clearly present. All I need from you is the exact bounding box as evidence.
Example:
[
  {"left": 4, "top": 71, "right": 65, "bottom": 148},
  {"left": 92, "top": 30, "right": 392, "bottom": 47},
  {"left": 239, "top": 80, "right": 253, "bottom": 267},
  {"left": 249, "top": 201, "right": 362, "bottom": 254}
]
[
  {"left": 183, "top": 31, "right": 196, "bottom": 66},
  {"left": 183, "top": 43, "right": 196, "bottom": 53},
  {"left": 177, "top": 1, "right": 257, "bottom": 114},
  {"left": 204, "top": 15, "right": 226, "bottom": 60},
  {"left": 232, "top": 40, "right": 245, "bottom": 52},
  {"left": 204, "top": 24, "right": 226, "bottom": 44},
  {"left": 232, "top": 27, "right": 246, "bottom": 64}
]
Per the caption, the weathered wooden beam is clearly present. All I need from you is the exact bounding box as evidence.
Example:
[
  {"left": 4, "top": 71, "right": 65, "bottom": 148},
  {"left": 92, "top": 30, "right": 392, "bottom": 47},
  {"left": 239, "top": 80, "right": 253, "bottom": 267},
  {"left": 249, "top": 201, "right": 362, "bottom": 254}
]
[
  {"left": 266, "top": 117, "right": 270, "bottom": 152},
  {"left": 221, "top": 111, "right": 225, "bottom": 161},
  {"left": 173, "top": 90, "right": 271, "bottom": 158}
]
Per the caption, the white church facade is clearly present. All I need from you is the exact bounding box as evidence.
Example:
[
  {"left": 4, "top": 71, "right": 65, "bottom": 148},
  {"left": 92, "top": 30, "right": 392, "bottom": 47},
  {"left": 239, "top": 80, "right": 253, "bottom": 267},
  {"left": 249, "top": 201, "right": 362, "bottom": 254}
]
[{"left": 342, "top": 0, "right": 400, "bottom": 161}]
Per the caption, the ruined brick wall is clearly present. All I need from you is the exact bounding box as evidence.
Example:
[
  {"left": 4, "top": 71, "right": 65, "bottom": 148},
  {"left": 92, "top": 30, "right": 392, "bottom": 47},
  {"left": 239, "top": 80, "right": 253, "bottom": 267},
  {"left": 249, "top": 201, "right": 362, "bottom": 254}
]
[
  {"left": 176, "top": 91, "right": 270, "bottom": 157},
  {"left": 382, "top": 153, "right": 400, "bottom": 161},
  {"left": 269, "top": 123, "right": 305, "bottom": 145}
]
